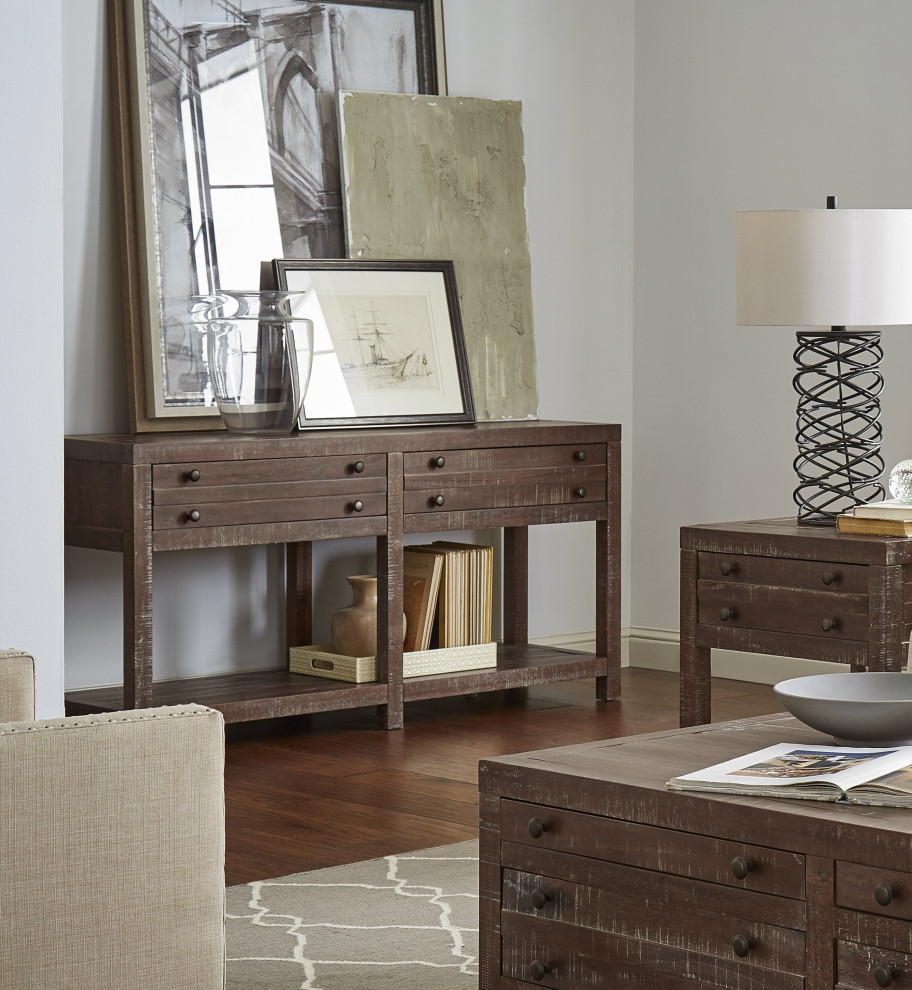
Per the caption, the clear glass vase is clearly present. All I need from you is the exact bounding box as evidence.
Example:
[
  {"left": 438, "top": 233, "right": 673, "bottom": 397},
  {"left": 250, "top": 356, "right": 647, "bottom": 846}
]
[{"left": 189, "top": 290, "right": 314, "bottom": 435}]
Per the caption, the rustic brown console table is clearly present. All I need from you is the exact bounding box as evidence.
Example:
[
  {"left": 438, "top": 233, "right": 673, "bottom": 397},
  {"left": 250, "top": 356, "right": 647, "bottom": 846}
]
[
  {"left": 680, "top": 518, "right": 912, "bottom": 727},
  {"left": 480, "top": 713, "right": 912, "bottom": 989},
  {"left": 64, "top": 420, "right": 621, "bottom": 727}
]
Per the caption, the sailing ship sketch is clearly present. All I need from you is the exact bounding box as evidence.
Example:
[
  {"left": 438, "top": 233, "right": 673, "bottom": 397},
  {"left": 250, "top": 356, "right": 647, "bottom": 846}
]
[{"left": 340, "top": 301, "right": 436, "bottom": 389}]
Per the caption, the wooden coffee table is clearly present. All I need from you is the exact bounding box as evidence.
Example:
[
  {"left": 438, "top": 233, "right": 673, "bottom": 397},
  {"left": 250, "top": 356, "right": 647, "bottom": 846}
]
[{"left": 479, "top": 714, "right": 912, "bottom": 989}]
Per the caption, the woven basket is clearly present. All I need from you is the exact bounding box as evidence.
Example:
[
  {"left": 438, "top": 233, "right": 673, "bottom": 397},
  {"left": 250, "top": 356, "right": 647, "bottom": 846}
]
[{"left": 289, "top": 641, "right": 498, "bottom": 683}]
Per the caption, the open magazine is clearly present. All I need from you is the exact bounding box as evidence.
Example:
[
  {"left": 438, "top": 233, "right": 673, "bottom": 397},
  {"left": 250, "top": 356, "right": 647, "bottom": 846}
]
[{"left": 666, "top": 743, "right": 912, "bottom": 805}]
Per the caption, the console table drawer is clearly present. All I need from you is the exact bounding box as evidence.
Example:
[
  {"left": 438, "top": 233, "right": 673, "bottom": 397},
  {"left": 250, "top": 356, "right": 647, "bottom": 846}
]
[
  {"left": 699, "top": 551, "right": 869, "bottom": 594},
  {"left": 501, "top": 799, "right": 805, "bottom": 898},
  {"left": 503, "top": 847, "right": 805, "bottom": 972},
  {"left": 501, "top": 912, "right": 803, "bottom": 990},
  {"left": 152, "top": 453, "right": 385, "bottom": 503},
  {"left": 152, "top": 491, "right": 386, "bottom": 530},
  {"left": 403, "top": 480, "right": 604, "bottom": 514},
  {"left": 698, "top": 580, "right": 869, "bottom": 640},
  {"left": 837, "top": 862, "right": 912, "bottom": 921},
  {"left": 403, "top": 443, "right": 604, "bottom": 482}
]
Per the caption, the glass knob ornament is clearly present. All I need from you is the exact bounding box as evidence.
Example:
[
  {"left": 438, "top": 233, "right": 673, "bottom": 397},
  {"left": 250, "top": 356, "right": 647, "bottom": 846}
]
[{"left": 889, "top": 460, "right": 912, "bottom": 502}]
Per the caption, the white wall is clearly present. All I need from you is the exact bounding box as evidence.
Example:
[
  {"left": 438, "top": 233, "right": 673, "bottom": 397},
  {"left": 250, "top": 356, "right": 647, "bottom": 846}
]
[
  {"left": 632, "top": 0, "right": 912, "bottom": 649},
  {"left": 1, "top": 4, "right": 65, "bottom": 717},
  {"left": 62, "top": 0, "right": 636, "bottom": 689}
]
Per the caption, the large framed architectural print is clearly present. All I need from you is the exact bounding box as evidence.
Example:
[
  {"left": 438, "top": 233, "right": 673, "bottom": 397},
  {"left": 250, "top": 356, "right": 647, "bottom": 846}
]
[{"left": 111, "top": 0, "right": 446, "bottom": 431}]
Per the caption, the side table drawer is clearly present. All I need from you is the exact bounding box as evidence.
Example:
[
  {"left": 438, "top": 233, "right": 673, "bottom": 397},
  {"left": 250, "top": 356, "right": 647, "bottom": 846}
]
[
  {"left": 837, "top": 862, "right": 912, "bottom": 921},
  {"left": 698, "top": 579, "right": 869, "bottom": 640},
  {"left": 699, "top": 551, "right": 869, "bottom": 594},
  {"left": 501, "top": 799, "right": 805, "bottom": 898}
]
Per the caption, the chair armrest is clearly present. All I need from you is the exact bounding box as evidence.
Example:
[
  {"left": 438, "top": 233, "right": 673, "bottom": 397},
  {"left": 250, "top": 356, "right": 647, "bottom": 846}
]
[
  {"left": 0, "top": 704, "right": 226, "bottom": 989},
  {"left": 0, "top": 648, "right": 36, "bottom": 721}
]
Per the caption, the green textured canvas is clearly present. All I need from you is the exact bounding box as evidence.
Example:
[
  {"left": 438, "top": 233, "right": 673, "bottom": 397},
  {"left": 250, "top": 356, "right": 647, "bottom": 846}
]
[{"left": 339, "top": 91, "right": 539, "bottom": 421}]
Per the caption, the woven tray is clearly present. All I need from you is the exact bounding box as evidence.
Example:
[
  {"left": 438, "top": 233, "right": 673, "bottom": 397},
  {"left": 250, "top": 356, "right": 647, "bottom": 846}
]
[{"left": 289, "top": 641, "right": 498, "bottom": 683}]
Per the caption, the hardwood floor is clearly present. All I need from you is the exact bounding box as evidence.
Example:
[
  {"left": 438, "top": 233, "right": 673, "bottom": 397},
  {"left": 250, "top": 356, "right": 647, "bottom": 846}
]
[{"left": 223, "top": 668, "right": 782, "bottom": 885}]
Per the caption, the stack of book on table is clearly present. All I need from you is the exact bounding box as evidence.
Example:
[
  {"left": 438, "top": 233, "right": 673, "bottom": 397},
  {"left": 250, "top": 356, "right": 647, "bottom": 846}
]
[{"left": 837, "top": 499, "right": 912, "bottom": 537}]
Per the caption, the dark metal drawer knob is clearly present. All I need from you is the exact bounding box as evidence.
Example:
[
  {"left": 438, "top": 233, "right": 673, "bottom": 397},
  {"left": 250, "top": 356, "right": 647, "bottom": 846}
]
[
  {"left": 530, "top": 960, "right": 550, "bottom": 982},
  {"left": 527, "top": 817, "right": 549, "bottom": 839},
  {"left": 530, "top": 887, "right": 551, "bottom": 910},
  {"left": 186, "top": 509, "right": 200, "bottom": 523},
  {"left": 821, "top": 570, "right": 835, "bottom": 586},
  {"left": 732, "top": 934, "right": 756, "bottom": 958},
  {"left": 574, "top": 450, "right": 587, "bottom": 462},
  {"left": 352, "top": 461, "right": 365, "bottom": 474},
  {"left": 875, "top": 882, "right": 897, "bottom": 906},
  {"left": 186, "top": 469, "right": 201, "bottom": 483},
  {"left": 821, "top": 617, "right": 837, "bottom": 632},
  {"left": 432, "top": 455, "right": 446, "bottom": 468},
  {"left": 876, "top": 964, "right": 900, "bottom": 988},
  {"left": 350, "top": 500, "right": 364, "bottom": 513},
  {"left": 432, "top": 494, "right": 445, "bottom": 507},
  {"left": 573, "top": 487, "right": 587, "bottom": 498},
  {"left": 731, "top": 856, "right": 756, "bottom": 880},
  {"left": 719, "top": 607, "right": 735, "bottom": 621},
  {"left": 720, "top": 562, "right": 733, "bottom": 576}
]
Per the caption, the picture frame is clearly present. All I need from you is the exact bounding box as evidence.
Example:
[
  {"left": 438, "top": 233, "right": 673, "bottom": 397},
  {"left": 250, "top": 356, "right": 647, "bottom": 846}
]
[
  {"left": 110, "top": 0, "right": 447, "bottom": 432},
  {"left": 272, "top": 259, "right": 475, "bottom": 427}
]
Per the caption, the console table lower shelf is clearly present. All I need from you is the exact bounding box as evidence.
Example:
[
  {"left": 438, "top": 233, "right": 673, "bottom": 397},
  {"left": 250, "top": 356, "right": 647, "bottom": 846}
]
[
  {"left": 479, "top": 714, "right": 912, "bottom": 990},
  {"left": 63, "top": 642, "right": 603, "bottom": 722}
]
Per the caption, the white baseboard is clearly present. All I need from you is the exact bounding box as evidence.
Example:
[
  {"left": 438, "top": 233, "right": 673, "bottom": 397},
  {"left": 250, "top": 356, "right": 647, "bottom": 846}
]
[{"left": 531, "top": 628, "right": 849, "bottom": 685}]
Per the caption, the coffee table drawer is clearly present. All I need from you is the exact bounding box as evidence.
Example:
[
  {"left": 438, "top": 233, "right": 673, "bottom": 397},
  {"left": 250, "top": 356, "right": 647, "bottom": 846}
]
[
  {"left": 503, "top": 845, "right": 804, "bottom": 972},
  {"left": 837, "top": 862, "right": 912, "bottom": 921},
  {"left": 502, "top": 912, "right": 804, "bottom": 990},
  {"left": 837, "top": 939, "right": 912, "bottom": 989},
  {"left": 501, "top": 799, "right": 805, "bottom": 898}
]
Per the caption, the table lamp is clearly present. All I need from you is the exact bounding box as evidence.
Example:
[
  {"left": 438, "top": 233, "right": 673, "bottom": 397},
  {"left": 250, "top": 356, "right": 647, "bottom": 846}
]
[{"left": 735, "top": 197, "right": 912, "bottom": 525}]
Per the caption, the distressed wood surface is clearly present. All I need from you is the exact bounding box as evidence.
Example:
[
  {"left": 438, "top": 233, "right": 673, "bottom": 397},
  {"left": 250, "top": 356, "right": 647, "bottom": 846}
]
[
  {"left": 64, "top": 421, "right": 621, "bottom": 725},
  {"left": 681, "top": 519, "right": 912, "bottom": 726},
  {"left": 480, "top": 716, "right": 912, "bottom": 989}
]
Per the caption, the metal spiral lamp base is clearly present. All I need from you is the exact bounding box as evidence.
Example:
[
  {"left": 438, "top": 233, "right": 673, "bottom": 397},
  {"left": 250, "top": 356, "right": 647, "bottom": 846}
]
[{"left": 792, "top": 330, "right": 885, "bottom": 526}]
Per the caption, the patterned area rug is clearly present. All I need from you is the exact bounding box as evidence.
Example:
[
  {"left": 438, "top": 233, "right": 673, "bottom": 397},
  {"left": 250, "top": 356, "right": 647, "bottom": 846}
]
[{"left": 226, "top": 840, "right": 479, "bottom": 989}]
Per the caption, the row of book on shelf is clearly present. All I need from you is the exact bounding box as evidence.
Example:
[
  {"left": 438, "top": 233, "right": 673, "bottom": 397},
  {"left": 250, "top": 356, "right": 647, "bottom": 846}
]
[
  {"left": 836, "top": 498, "right": 912, "bottom": 536},
  {"left": 402, "top": 541, "right": 494, "bottom": 652}
]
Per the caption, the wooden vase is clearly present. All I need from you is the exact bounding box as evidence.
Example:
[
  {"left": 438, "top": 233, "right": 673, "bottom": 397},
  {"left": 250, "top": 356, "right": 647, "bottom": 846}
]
[{"left": 331, "top": 575, "right": 406, "bottom": 658}]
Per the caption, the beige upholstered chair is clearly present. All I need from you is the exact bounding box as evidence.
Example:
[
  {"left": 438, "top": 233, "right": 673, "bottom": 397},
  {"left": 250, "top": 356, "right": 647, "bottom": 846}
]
[{"left": 0, "top": 649, "right": 226, "bottom": 990}]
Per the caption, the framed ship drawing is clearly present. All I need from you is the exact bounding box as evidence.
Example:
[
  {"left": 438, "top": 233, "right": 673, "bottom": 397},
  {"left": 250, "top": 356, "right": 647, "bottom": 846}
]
[{"left": 272, "top": 259, "right": 475, "bottom": 427}]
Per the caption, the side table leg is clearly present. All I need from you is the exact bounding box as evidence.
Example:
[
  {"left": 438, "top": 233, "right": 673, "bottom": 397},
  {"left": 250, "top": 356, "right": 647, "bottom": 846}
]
[
  {"left": 868, "top": 564, "right": 905, "bottom": 673},
  {"left": 680, "top": 547, "right": 710, "bottom": 726}
]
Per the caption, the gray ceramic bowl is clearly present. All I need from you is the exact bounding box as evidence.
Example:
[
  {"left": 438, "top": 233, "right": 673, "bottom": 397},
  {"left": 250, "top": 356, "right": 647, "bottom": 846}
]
[{"left": 774, "top": 673, "right": 912, "bottom": 746}]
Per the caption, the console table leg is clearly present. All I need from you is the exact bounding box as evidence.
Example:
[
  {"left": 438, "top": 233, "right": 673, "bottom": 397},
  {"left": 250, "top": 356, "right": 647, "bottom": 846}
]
[
  {"left": 502, "top": 526, "right": 529, "bottom": 646},
  {"left": 123, "top": 463, "right": 153, "bottom": 709},
  {"left": 378, "top": 457, "right": 404, "bottom": 730},
  {"left": 285, "top": 541, "right": 312, "bottom": 650}
]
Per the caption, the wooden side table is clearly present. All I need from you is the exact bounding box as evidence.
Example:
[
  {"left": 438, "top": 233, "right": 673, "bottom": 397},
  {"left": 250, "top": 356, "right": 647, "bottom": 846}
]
[{"left": 680, "top": 518, "right": 912, "bottom": 726}]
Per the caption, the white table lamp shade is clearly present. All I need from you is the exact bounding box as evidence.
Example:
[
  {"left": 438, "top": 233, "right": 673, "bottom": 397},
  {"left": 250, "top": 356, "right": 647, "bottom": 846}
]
[{"left": 736, "top": 209, "right": 912, "bottom": 327}]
